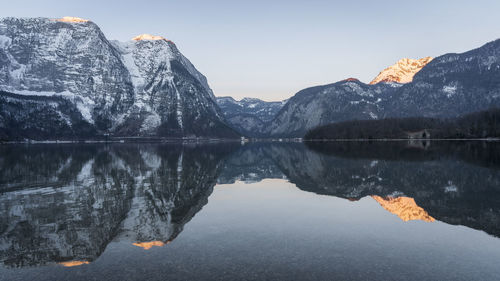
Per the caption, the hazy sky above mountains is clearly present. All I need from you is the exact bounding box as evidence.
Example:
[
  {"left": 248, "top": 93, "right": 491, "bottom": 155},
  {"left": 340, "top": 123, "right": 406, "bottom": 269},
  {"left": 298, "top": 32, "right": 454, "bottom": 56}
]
[{"left": 2, "top": 0, "right": 500, "bottom": 101}]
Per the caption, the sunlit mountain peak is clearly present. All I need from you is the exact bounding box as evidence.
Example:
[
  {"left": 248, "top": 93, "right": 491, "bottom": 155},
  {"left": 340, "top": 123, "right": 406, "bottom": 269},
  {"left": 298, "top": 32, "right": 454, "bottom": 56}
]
[
  {"left": 372, "top": 195, "right": 435, "bottom": 222},
  {"left": 132, "top": 34, "right": 169, "bottom": 41},
  {"left": 55, "top": 17, "right": 89, "bottom": 23},
  {"left": 369, "top": 57, "right": 433, "bottom": 84},
  {"left": 342, "top": 78, "right": 360, "bottom": 82}
]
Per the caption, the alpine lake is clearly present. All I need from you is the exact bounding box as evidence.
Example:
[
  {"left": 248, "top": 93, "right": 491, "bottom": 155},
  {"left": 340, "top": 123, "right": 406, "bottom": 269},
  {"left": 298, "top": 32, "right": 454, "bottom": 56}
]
[{"left": 0, "top": 140, "right": 499, "bottom": 281}]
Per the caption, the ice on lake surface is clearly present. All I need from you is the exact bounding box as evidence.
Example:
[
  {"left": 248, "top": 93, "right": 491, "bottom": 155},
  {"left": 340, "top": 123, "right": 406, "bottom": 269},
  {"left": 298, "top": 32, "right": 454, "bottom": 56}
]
[{"left": 0, "top": 141, "right": 500, "bottom": 281}]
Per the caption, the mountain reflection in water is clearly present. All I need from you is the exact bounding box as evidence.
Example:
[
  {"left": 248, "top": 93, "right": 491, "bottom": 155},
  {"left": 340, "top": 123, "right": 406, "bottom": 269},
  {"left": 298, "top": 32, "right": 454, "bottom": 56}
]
[
  {"left": 132, "top": 241, "right": 167, "bottom": 250},
  {"left": 0, "top": 141, "right": 500, "bottom": 269},
  {"left": 58, "top": 261, "right": 90, "bottom": 267},
  {"left": 371, "top": 196, "right": 435, "bottom": 222}
]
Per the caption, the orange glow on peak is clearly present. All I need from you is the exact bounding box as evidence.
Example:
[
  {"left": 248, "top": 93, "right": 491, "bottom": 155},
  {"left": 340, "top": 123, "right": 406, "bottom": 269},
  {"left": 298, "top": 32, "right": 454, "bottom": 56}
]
[
  {"left": 59, "top": 260, "right": 90, "bottom": 267},
  {"left": 55, "top": 17, "right": 89, "bottom": 23},
  {"left": 132, "top": 34, "right": 170, "bottom": 42},
  {"left": 369, "top": 57, "right": 433, "bottom": 85},
  {"left": 372, "top": 195, "right": 435, "bottom": 222},
  {"left": 343, "top": 78, "right": 359, "bottom": 82},
  {"left": 132, "top": 241, "right": 166, "bottom": 250}
]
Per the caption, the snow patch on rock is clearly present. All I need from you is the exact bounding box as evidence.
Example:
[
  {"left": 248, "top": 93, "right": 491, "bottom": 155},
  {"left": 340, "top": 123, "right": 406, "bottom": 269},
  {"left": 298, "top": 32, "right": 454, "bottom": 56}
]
[
  {"left": 141, "top": 113, "right": 161, "bottom": 133},
  {"left": 443, "top": 85, "right": 457, "bottom": 98}
]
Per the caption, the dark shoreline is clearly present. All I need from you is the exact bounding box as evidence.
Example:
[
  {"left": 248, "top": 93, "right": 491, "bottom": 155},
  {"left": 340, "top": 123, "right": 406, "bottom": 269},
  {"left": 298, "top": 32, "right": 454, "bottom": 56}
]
[
  {"left": 303, "top": 138, "right": 500, "bottom": 142},
  {"left": 3, "top": 138, "right": 500, "bottom": 145},
  {"left": 0, "top": 138, "right": 243, "bottom": 145}
]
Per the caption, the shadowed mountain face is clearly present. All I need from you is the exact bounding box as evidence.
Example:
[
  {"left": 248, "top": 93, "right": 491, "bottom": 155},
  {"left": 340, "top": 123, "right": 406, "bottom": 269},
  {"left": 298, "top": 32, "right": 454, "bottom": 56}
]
[
  {"left": 0, "top": 143, "right": 237, "bottom": 268},
  {"left": 1, "top": 141, "right": 500, "bottom": 268}
]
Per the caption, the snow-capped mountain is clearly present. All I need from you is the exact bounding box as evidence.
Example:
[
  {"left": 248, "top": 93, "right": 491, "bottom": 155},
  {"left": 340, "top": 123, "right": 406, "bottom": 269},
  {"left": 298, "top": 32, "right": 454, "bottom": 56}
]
[
  {"left": 0, "top": 17, "right": 238, "bottom": 140},
  {"left": 369, "top": 57, "right": 433, "bottom": 84},
  {"left": 383, "top": 39, "right": 500, "bottom": 118},
  {"left": 267, "top": 38, "right": 500, "bottom": 137},
  {"left": 216, "top": 96, "right": 286, "bottom": 136}
]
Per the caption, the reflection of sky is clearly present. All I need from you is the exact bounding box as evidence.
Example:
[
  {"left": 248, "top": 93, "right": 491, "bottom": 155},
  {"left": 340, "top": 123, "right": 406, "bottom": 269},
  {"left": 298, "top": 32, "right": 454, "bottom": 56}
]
[
  {"left": 2, "top": 0, "right": 500, "bottom": 100},
  {"left": 3, "top": 178, "right": 500, "bottom": 280}
]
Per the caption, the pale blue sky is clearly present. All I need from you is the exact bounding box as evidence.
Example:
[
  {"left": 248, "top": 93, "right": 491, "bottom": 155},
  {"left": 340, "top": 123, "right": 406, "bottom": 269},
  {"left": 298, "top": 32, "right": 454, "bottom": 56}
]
[{"left": 2, "top": 0, "right": 500, "bottom": 100}]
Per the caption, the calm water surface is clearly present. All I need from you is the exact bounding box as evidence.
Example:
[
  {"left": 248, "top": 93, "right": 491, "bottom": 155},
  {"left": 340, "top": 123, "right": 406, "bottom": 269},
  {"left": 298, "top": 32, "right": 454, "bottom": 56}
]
[{"left": 0, "top": 141, "right": 500, "bottom": 280}]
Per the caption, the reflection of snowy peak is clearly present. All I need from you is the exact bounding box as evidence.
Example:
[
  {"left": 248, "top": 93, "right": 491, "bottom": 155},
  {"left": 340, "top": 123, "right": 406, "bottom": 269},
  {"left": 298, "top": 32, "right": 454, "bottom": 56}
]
[
  {"left": 0, "top": 144, "right": 230, "bottom": 267},
  {"left": 1, "top": 142, "right": 500, "bottom": 267},
  {"left": 370, "top": 57, "right": 433, "bottom": 84},
  {"left": 371, "top": 195, "right": 435, "bottom": 222},
  {"left": 0, "top": 17, "right": 237, "bottom": 139}
]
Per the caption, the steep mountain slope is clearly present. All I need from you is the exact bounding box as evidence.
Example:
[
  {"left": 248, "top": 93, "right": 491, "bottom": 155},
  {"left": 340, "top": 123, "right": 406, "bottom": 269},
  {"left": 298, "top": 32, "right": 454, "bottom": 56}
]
[
  {"left": 383, "top": 39, "right": 500, "bottom": 118},
  {"left": 0, "top": 17, "right": 238, "bottom": 140},
  {"left": 0, "top": 91, "right": 97, "bottom": 140},
  {"left": 0, "top": 17, "right": 135, "bottom": 131},
  {"left": 111, "top": 35, "right": 235, "bottom": 137},
  {"left": 268, "top": 38, "right": 500, "bottom": 137},
  {"left": 266, "top": 79, "right": 399, "bottom": 137},
  {"left": 370, "top": 57, "right": 433, "bottom": 84},
  {"left": 216, "top": 96, "right": 286, "bottom": 136}
]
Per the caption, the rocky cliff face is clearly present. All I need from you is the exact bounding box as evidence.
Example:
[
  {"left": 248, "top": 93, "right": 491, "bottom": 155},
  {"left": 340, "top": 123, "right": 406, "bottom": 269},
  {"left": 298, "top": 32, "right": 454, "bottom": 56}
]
[
  {"left": 369, "top": 57, "right": 433, "bottom": 84},
  {"left": 0, "top": 17, "right": 238, "bottom": 140},
  {"left": 216, "top": 96, "right": 286, "bottom": 137},
  {"left": 111, "top": 36, "right": 234, "bottom": 137},
  {"left": 0, "top": 17, "right": 135, "bottom": 131}
]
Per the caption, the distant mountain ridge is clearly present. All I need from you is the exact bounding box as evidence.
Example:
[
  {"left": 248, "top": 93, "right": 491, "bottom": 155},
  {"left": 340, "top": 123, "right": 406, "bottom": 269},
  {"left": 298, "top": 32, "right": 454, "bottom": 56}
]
[
  {"left": 265, "top": 38, "right": 500, "bottom": 137},
  {"left": 0, "top": 17, "right": 238, "bottom": 140},
  {"left": 216, "top": 96, "right": 286, "bottom": 136}
]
